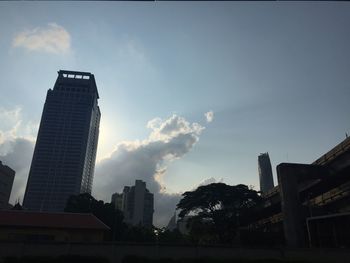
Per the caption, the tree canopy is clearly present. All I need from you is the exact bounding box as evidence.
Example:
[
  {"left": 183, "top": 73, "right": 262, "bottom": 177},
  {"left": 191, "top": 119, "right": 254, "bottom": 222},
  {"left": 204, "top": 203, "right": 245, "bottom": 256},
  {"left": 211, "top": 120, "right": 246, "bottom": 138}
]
[
  {"left": 64, "top": 193, "right": 125, "bottom": 241},
  {"left": 176, "top": 183, "right": 262, "bottom": 244}
]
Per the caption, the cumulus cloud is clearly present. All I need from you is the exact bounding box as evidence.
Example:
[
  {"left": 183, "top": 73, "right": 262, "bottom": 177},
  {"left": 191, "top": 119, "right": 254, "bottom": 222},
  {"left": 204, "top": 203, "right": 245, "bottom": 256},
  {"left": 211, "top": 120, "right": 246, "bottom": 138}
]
[
  {"left": 205, "top": 110, "right": 214, "bottom": 123},
  {"left": 12, "top": 23, "right": 71, "bottom": 54},
  {"left": 0, "top": 107, "right": 38, "bottom": 147},
  {"left": 94, "top": 114, "right": 205, "bottom": 227}
]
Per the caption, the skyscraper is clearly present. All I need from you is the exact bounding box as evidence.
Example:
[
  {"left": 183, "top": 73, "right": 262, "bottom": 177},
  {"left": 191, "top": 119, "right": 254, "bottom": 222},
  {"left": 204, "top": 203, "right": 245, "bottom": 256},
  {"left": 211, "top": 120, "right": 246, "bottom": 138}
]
[
  {"left": 112, "top": 180, "right": 154, "bottom": 227},
  {"left": 23, "top": 70, "right": 100, "bottom": 212},
  {"left": 258, "top": 152, "right": 274, "bottom": 193}
]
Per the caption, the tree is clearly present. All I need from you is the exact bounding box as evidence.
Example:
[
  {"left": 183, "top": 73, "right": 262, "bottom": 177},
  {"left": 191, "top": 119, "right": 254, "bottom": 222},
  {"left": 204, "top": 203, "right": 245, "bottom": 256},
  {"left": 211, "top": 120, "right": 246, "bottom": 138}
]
[
  {"left": 176, "top": 183, "right": 262, "bottom": 244},
  {"left": 64, "top": 193, "right": 125, "bottom": 241}
]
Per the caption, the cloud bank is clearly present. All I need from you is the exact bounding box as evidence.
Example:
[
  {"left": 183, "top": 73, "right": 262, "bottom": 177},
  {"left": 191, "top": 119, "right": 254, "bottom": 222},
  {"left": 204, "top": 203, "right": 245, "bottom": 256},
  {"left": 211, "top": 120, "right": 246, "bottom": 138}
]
[
  {"left": 13, "top": 23, "right": 71, "bottom": 54},
  {"left": 205, "top": 110, "right": 214, "bottom": 123},
  {"left": 94, "top": 114, "right": 205, "bottom": 226}
]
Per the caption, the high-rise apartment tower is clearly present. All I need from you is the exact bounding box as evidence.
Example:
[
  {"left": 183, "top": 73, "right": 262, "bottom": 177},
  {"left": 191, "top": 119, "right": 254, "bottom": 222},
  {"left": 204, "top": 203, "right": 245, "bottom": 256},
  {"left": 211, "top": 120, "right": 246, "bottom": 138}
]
[
  {"left": 23, "top": 70, "right": 100, "bottom": 211},
  {"left": 258, "top": 152, "right": 274, "bottom": 193},
  {"left": 112, "top": 180, "right": 154, "bottom": 227}
]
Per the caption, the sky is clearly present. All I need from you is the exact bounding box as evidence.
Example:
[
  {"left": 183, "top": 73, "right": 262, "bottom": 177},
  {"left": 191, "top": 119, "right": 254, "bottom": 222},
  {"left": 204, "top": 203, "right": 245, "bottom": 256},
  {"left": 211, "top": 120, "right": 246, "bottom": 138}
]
[{"left": 0, "top": 2, "right": 350, "bottom": 226}]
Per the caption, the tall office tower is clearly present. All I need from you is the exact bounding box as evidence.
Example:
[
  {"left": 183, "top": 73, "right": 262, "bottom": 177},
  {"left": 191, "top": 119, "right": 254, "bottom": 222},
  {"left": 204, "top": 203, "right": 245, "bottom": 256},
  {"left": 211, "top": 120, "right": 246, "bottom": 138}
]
[
  {"left": 112, "top": 180, "right": 154, "bottom": 227},
  {"left": 0, "top": 161, "right": 15, "bottom": 209},
  {"left": 258, "top": 152, "right": 274, "bottom": 193},
  {"left": 23, "top": 70, "right": 100, "bottom": 212}
]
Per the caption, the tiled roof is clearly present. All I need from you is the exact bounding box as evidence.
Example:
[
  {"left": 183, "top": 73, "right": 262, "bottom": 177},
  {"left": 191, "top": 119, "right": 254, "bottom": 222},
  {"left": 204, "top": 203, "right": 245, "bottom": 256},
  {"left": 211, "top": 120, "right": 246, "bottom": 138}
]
[{"left": 0, "top": 210, "right": 110, "bottom": 230}]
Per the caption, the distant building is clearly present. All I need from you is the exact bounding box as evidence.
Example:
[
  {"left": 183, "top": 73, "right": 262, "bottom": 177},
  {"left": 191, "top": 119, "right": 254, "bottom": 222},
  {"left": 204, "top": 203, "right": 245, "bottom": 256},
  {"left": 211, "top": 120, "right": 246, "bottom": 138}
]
[
  {"left": 0, "top": 210, "right": 109, "bottom": 242},
  {"left": 112, "top": 180, "right": 154, "bottom": 227},
  {"left": 111, "top": 192, "right": 123, "bottom": 210},
  {"left": 166, "top": 213, "right": 177, "bottom": 231},
  {"left": 258, "top": 152, "right": 274, "bottom": 193},
  {"left": 0, "top": 161, "right": 15, "bottom": 209},
  {"left": 23, "top": 70, "right": 101, "bottom": 212}
]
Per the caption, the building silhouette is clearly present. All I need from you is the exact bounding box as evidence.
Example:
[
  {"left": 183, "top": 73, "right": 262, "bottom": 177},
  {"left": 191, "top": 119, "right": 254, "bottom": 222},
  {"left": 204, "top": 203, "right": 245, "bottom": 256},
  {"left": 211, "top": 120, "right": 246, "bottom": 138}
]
[
  {"left": 112, "top": 180, "right": 154, "bottom": 227},
  {"left": 247, "top": 137, "right": 350, "bottom": 248},
  {"left": 0, "top": 161, "right": 15, "bottom": 209},
  {"left": 111, "top": 192, "right": 123, "bottom": 211},
  {"left": 258, "top": 152, "right": 274, "bottom": 193},
  {"left": 23, "top": 70, "right": 100, "bottom": 212}
]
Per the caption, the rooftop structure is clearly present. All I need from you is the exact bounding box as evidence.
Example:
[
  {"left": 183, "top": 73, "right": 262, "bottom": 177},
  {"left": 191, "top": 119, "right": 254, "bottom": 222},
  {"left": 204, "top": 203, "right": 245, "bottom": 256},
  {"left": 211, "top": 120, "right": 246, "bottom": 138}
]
[{"left": 0, "top": 210, "right": 109, "bottom": 242}]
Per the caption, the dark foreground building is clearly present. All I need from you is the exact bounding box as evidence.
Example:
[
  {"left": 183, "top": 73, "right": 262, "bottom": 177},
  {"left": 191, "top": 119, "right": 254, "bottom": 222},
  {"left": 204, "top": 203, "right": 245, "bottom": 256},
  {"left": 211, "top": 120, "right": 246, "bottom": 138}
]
[
  {"left": 0, "top": 210, "right": 109, "bottom": 242},
  {"left": 247, "top": 137, "right": 350, "bottom": 248},
  {"left": 23, "top": 70, "right": 100, "bottom": 212}
]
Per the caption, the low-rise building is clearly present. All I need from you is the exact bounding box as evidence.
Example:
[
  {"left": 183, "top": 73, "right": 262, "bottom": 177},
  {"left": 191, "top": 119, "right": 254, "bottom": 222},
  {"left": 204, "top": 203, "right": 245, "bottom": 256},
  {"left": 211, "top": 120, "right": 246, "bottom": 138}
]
[{"left": 0, "top": 210, "right": 109, "bottom": 242}]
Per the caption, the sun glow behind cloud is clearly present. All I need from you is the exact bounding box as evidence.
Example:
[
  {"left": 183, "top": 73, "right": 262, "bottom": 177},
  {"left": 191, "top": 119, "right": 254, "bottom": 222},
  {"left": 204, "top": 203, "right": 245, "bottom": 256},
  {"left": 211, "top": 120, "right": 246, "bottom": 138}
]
[{"left": 94, "top": 113, "right": 208, "bottom": 226}]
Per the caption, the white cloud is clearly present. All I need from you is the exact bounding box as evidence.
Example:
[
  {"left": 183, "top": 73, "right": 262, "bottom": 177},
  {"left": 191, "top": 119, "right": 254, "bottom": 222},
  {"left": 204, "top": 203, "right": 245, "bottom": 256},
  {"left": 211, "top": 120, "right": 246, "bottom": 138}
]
[
  {"left": 0, "top": 106, "right": 37, "bottom": 147},
  {"left": 94, "top": 114, "right": 205, "bottom": 226},
  {"left": 205, "top": 110, "right": 214, "bottom": 123},
  {"left": 12, "top": 23, "right": 71, "bottom": 54}
]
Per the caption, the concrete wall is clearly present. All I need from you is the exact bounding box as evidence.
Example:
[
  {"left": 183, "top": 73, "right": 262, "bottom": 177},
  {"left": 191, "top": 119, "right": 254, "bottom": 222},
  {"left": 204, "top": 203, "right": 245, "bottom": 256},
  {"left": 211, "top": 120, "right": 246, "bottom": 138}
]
[{"left": 0, "top": 242, "right": 350, "bottom": 263}]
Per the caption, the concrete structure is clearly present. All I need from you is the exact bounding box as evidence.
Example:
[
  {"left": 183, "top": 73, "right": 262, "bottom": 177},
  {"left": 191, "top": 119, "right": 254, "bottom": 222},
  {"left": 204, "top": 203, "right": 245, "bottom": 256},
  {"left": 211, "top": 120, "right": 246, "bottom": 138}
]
[
  {"left": 248, "top": 136, "right": 350, "bottom": 248},
  {"left": 258, "top": 152, "right": 274, "bottom": 193},
  {"left": 112, "top": 180, "right": 154, "bottom": 227},
  {"left": 23, "top": 70, "right": 100, "bottom": 212},
  {"left": 0, "top": 161, "right": 15, "bottom": 209},
  {"left": 0, "top": 210, "right": 109, "bottom": 242}
]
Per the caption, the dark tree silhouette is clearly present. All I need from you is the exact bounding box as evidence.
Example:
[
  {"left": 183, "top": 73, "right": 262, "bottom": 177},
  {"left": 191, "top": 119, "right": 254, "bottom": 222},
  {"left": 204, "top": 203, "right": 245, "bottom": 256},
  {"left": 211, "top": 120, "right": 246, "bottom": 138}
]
[
  {"left": 176, "top": 183, "right": 262, "bottom": 244},
  {"left": 64, "top": 193, "right": 125, "bottom": 241}
]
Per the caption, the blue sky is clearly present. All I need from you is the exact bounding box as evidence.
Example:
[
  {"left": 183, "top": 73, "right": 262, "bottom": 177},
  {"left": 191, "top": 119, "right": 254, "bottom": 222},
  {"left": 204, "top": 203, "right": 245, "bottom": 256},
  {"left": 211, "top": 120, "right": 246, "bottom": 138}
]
[{"left": 1, "top": 2, "right": 350, "bottom": 225}]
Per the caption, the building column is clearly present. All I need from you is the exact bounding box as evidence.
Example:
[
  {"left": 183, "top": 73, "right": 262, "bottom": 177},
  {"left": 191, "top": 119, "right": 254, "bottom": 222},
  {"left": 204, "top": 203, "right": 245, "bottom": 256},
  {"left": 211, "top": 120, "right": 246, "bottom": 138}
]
[{"left": 277, "top": 163, "right": 330, "bottom": 248}]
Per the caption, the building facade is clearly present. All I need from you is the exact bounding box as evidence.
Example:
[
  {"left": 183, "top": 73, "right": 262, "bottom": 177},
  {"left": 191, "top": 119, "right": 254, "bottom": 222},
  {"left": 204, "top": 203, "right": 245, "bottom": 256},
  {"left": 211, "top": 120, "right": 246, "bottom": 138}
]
[
  {"left": 247, "top": 137, "right": 350, "bottom": 248},
  {"left": 23, "top": 70, "right": 100, "bottom": 212},
  {"left": 258, "top": 152, "right": 274, "bottom": 193},
  {"left": 0, "top": 161, "right": 15, "bottom": 209},
  {"left": 0, "top": 210, "right": 109, "bottom": 242},
  {"left": 112, "top": 180, "right": 154, "bottom": 227}
]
